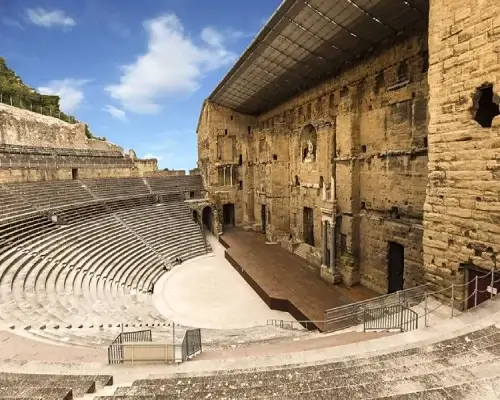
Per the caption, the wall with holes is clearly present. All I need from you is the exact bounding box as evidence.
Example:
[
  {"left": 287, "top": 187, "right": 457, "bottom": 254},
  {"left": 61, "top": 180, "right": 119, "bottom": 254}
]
[
  {"left": 198, "top": 32, "right": 429, "bottom": 293},
  {"left": 424, "top": 0, "right": 500, "bottom": 296}
]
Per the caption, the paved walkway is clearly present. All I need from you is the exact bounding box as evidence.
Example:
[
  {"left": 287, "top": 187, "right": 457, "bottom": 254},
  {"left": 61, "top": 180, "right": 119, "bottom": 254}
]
[
  {"left": 196, "top": 331, "right": 394, "bottom": 360},
  {"left": 221, "top": 228, "right": 377, "bottom": 330},
  {"left": 0, "top": 330, "right": 106, "bottom": 363}
]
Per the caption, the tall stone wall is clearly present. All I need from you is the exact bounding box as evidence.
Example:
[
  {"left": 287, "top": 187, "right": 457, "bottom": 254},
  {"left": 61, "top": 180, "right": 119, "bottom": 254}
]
[
  {"left": 143, "top": 170, "right": 186, "bottom": 176},
  {"left": 0, "top": 103, "right": 121, "bottom": 152},
  {"left": 424, "top": 0, "right": 500, "bottom": 293},
  {"left": 0, "top": 103, "right": 160, "bottom": 182},
  {"left": 198, "top": 32, "right": 429, "bottom": 293}
]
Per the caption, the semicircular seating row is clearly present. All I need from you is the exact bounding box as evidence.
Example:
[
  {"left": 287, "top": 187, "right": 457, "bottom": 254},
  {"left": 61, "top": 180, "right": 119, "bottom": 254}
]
[{"left": 0, "top": 178, "right": 209, "bottom": 335}]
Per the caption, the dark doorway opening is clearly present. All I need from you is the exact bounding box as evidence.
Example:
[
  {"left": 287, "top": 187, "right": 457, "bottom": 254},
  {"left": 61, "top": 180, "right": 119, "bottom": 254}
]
[
  {"left": 303, "top": 207, "right": 315, "bottom": 246},
  {"left": 466, "top": 266, "right": 499, "bottom": 309},
  {"left": 192, "top": 210, "right": 198, "bottom": 223},
  {"left": 387, "top": 242, "right": 404, "bottom": 293},
  {"left": 71, "top": 168, "right": 79, "bottom": 180},
  {"left": 222, "top": 203, "right": 235, "bottom": 226},
  {"left": 202, "top": 206, "right": 213, "bottom": 232},
  {"left": 261, "top": 204, "right": 267, "bottom": 233}
]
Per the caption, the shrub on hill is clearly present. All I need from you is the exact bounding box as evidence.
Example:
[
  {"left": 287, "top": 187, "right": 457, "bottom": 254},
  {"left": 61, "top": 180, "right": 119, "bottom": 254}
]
[{"left": 0, "top": 57, "right": 103, "bottom": 140}]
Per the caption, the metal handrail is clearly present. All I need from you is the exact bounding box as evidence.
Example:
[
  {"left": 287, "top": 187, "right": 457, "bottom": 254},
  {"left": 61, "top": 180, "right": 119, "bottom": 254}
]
[
  {"left": 363, "top": 304, "right": 418, "bottom": 332},
  {"left": 267, "top": 319, "right": 324, "bottom": 331},
  {"left": 271, "top": 269, "right": 500, "bottom": 334}
]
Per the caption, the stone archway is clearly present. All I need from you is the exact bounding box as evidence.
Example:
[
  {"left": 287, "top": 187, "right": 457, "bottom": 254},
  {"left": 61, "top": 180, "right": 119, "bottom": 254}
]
[
  {"left": 202, "top": 206, "right": 213, "bottom": 233},
  {"left": 300, "top": 124, "right": 317, "bottom": 163}
]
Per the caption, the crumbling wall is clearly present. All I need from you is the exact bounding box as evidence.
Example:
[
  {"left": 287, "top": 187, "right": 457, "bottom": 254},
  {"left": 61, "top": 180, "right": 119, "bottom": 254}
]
[
  {"left": 143, "top": 169, "right": 185, "bottom": 176},
  {"left": 134, "top": 158, "right": 159, "bottom": 174},
  {"left": 424, "top": 0, "right": 500, "bottom": 293}
]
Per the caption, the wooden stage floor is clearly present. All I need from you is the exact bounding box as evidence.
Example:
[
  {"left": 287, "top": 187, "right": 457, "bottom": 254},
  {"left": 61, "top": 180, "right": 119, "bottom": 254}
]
[{"left": 219, "top": 228, "right": 377, "bottom": 332}]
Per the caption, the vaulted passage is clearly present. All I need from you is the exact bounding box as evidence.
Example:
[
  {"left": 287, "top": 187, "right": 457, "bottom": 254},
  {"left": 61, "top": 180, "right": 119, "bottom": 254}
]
[{"left": 202, "top": 206, "right": 213, "bottom": 232}]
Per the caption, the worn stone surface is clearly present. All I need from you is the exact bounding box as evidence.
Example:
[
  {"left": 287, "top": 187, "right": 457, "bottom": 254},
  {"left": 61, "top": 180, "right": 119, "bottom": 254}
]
[
  {"left": 424, "top": 0, "right": 500, "bottom": 293},
  {"left": 0, "top": 104, "right": 159, "bottom": 182},
  {"left": 198, "top": 34, "right": 429, "bottom": 293}
]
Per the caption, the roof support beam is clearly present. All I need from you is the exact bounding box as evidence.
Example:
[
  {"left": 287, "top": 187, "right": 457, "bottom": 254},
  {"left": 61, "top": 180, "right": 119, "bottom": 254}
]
[
  {"left": 254, "top": 44, "right": 316, "bottom": 83},
  {"left": 302, "top": 0, "right": 382, "bottom": 44},
  {"left": 277, "top": 12, "right": 356, "bottom": 57},
  {"left": 346, "top": 0, "right": 398, "bottom": 33},
  {"left": 399, "top": 0, "right": 427, "bottom": 17}
]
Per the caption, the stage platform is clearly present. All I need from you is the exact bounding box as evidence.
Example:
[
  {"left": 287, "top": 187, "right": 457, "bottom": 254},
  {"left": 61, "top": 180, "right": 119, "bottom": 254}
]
[{"left": 219, "top": 228, "right": 377, "bottom": 332}]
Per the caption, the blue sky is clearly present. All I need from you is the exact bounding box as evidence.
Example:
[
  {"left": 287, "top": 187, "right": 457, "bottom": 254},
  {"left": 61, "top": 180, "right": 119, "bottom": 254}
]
[{"left": 0, "top": 0, "right": 281, "bottom": 170}]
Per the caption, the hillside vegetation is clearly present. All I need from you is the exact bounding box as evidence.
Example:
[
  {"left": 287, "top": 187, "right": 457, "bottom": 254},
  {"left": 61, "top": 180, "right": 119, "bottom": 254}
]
[{"left": 0, "top": 57, "right": 102, "bottom": 140}]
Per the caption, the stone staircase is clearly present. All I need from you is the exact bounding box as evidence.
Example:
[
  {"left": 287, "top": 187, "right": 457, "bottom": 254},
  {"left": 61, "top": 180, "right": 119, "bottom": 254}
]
[{"left": 91, "top": 296, "right": 500, "bottom": 399}]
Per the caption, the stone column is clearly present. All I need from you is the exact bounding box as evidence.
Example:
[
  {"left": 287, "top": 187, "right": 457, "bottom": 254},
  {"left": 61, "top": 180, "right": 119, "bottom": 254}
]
[
  {"left": 230, "top": 165, "right": 233, "bottom": 186},
  {"left": 322, "top": 221, "right": 328, "bottom": 265},
  {"left": 223, "top": 167, "right": 226, "bottom": 186},
  {"left": 330, "top": 222, "right": 335, "bottom": 271}
]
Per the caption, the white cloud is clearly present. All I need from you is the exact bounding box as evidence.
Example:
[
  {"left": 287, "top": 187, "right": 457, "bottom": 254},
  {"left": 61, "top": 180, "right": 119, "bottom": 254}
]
[
  {"left": 26, "top": 8, "right": 75, "bottom": 29},
  {"left": 105, "top": 13, "right": 237, "bottom": 114},
  {"left": 38, "top": 79, "right": 89, "bottom": 113},
  {"left": 143, "top": 153, "right": 166, "bottom": 161},
  {"left": 2, "top": 17, "right": 24, "bottom": 30},
  {"left": 103, "top": 105, "right": 127, "bottom": 121}
]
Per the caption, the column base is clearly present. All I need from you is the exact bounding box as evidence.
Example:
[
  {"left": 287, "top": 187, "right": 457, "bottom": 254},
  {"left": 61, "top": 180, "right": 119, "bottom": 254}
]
[{"left": 320, "top": 265, "right": 341, "bottom": 285}]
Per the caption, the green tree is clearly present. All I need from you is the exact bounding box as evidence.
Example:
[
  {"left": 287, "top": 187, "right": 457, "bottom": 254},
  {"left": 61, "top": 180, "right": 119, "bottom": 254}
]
[{"left": 0, "top": 57, "right": 104, "bottom": 140}]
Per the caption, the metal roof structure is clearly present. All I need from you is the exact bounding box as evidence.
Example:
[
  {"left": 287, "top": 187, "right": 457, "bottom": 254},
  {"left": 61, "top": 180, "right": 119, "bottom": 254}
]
[{"left": 208, "top": 0, "right": 429, "bottom": 116}]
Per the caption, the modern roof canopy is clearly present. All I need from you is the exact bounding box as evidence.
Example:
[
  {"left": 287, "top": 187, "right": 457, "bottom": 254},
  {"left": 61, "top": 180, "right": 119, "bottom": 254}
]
[{"left": 208, "top": 0, "right": 429, "bottom": 116}]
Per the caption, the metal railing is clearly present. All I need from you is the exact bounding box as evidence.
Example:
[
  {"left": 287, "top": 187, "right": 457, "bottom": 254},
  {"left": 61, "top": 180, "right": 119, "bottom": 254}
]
[
  {"left": 107, "top": 328, "right": 202, "bottom": 364},
  {"left": 267, "top": 319, "right": 323, "bottom": 331},
  {"left": 324, "top": 285, "right": 427, "bottom": 332},
  {"left": 271, "top": 269, "right": 500, "bottom": 334},
  {"left": 108, "top": 329, "right": 152, "bottom": 364},
  {"left": 181, "top": 328, "right": 202, "bottom": 361},
  {"left": 363, "top": 304, "right": 418, "bottom": 332}
]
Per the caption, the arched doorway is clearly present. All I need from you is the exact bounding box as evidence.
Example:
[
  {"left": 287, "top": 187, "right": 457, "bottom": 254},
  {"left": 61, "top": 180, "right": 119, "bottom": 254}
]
[{"left": 202, "top": 206, "right": 213, "bottom": 232}]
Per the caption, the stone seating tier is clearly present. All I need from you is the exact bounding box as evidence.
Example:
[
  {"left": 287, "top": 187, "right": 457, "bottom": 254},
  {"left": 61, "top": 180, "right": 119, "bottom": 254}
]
[
  {"left": 82, "top": 178, "right": 151, "bottom": 199},
  {"left": 0, "top": 372, "right": 112, "bottom": 400},
  {"left": 145, "top": 175, "right": 203, "bottom": 193},
  {"left": 0, "top": 215, "right": 57, "bottom": 254},
  {"left": 0, "top": 144, "right": 134, "bottom": 171},
  {"left": 0, "top": 175, "right": 204, "bottom": 222},
  {"left": 0, "top": 199, "right": 208, "bottom": 337},
  {"left": 4, "top": 181, "right": 95, "bottom": 210},
  {"left": 0, "top": 187, "right": 38, "bottom": 222},
  {"left": 95, "top": 323, "right": 500, "bottom": 399},
  {"left": 0, "top": 144, "right": 125, "bottom": 158}
]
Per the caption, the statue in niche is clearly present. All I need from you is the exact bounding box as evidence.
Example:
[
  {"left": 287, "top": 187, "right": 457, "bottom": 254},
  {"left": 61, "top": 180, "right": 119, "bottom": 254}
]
[{"left": 304, "top": 140, "right": 315, "bottom": 163}]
